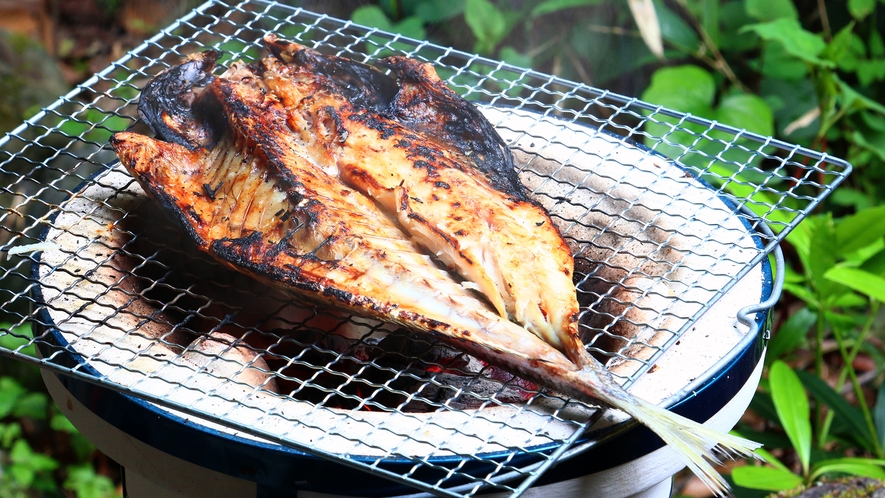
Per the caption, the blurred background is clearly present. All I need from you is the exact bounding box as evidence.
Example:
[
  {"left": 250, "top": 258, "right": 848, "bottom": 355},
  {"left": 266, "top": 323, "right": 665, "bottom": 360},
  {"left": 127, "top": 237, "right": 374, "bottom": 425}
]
[{"left": 2, "top": 0, "right": 885, "bottom": 496}]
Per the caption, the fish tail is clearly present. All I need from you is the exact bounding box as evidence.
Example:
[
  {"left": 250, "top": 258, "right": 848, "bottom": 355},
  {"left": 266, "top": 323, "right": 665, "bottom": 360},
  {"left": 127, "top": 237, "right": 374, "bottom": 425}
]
[{"left": 599, "top": 387, "right": 761, "bottom": 496}]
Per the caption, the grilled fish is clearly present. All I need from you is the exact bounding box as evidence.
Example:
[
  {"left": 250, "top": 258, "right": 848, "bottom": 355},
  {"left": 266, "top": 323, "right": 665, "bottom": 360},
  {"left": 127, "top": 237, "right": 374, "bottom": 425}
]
[
  {"left": 259, "top": 35, "right": 585, "bottom": 365},
  {"left": 110, "top": 41, "right": 759, "bottom": 495}
]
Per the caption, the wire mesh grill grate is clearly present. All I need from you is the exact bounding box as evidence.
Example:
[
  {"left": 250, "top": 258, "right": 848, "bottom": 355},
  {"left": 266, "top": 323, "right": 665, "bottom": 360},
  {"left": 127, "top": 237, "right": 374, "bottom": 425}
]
[{"left": 0, "top": 1, "right": 850, "bottom": 497}]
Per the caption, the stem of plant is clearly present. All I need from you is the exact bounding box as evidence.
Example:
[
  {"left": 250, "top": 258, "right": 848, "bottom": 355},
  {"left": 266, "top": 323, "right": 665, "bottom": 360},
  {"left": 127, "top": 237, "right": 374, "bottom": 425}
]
[
  {"left": 814, "top": 299, "right": 827, "bottom": 449},
  {"left": 819, "top": 300, "right": 882, "bottom": 456}
]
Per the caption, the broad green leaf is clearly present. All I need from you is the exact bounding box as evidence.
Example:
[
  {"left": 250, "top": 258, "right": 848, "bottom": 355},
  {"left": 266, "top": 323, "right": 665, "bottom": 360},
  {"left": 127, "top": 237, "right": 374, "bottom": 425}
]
[
  {"left": 857, "top": 59, "right": 885, "bottom": 87},
  {"left": 742, "top": 19, "right": 830, "bottom": 67},
  {"left": 850, "top": 125, "right": 885, "bottom": 163},
  {"left": 352, "top": 5, "right": 393, "bottom": 31},
  {"left": 64, "top": 464, "right": 121, "bottom": 498},
  {"left": 837, "top": 72, "right": 885, "bottom": 115},
  {"left": 414, "top": 0, "right": 465, "bottom": 22},
  {"left": 465, "top": 0, "right": 508, "bottom": 54},
  {"left": 9, "top": 439, "right": 58, "bottom": 486},
  {"left": 848, "top": 0, "right": 877, "bottom": 20},
  {"left": 352, "top": 6, "right": 426, "bottom": 40},
  {"left": 392, "top": 17, "right": 428, "bottom": 40},
  {"left": 830, "top": 291, "right": 868, "bottom": 308},
  {"left": 766, "top": 307, "right": 816, "bottom": 365},
  {"left": 825, "top": 266, "right": 885, "bottom": 302},
  {"left": 835, "top": 205, "right": 885, "bottom": 254},
  {"left": 654, "top": 0, "right": 699, "bottom": 50},
  {"left": 770, "top": 361, "right": 811, "bottom": 474},
  {"left": 863, "top": 247, "right": 885, "bottom": 276},
  {"left": 0, "top": 377, "right": 25, "bottom": 418},
  {"left": 836, "top": 206, "right": 885, "bottom": 255},
  {"left": 641, "top": 65, "right": 715, "bottom": 113},
  {"left": 720, "top": 1, "right": 759, "bottom": 52},
  {"left": 530, "top": 0, "right": 601, "bottom": 18},
  {"left": 811, "top": 458, "right": 885, "bottom": 480},
  {"left": 700, "top": 0, "right": 719, "bottom": 47},
  {"left": 808, "top": 214, "right": 841, "bottom": 299},
  {"left": 783, "top": 282, "right": 819, "bottom": 307},
  {"left": 351, "top": 6, "right": 427, "bottom": 56},
  {"left": 822, "top": 23, "right": 856, "bottom": 64},
  {"left": 796, "top": 369, "right": 875, "bottom": 450},
  {"left": 760, "top": 42, "right": 809, "bottom": 80},
  {"left": 499, "top": 46, "right": 532, "bottom": 69},
  {"left": 12, "top": 392, "right": 47, "bottom": 420},
  {"left": 715, "top": 93, "right": 774, "bottom": 137},
  {"left": 745, "top": 0, "right": 798, "bottom": 21},
  {"left": 755, "top": 447, "right": 792, "bottom": 472},
  {"left": 731, "top": 465, "right": 803, "bottom": 491},
  {"left": 871, "top": 30, "right": 885, "bottom": 58},
  {"left": 830, "top": 187, "right": 872, "bottom": 211},
  {"left": 785, "top": 214, "right": 815, "bottom": 264}
]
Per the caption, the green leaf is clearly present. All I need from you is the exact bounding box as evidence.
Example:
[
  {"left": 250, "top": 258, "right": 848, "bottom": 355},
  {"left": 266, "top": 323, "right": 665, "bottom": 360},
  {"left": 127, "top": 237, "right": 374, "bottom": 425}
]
[
  {"left": 499, "top": 46, "right": 532, "bottom": 69},
  {"left": 823, "top": 23, "right": 856, "bottom": 64},
  {"left": 848, "top": 0, "right": 877, "bottom": 20},
  {"left": 783, "top": 281, "right": 819, "bottom": 307},
  {"left": 655, "top": 0, "right": 699, "bottom": 51},
  {"left": 767, "top": 307, "right": 816, "bottom": 364},
  {"left": 641, "top": 65, "right": 715, "bottom": 114},
  {"left": 12, "top": 392, "right": 47, "bottom": 420},
  {"left": 530, "top": 0, "right": 601, "bottom": 18},
  {"left": 795, "top": 369, "right": 875, "bottom": 450},
  {"left": 0, "top": 377, "right": 26, "bottom": 418},
  {"left": 742, "top": 18, "right": 831, "bottom": 67},
  {"left": 50, "top": 413, "right": 78, "bottom": 434},
  {"left": 770, "top": 361, "right": 811, "bottom": 474},
  {"left": 861, "top": 247, "right": 885, "bottom": 276},
  {"left": 837, "top": 75, "right": 885, "bottom": 116},
  {"left": 850, "top": 123, "right": 885, "bottom": 164},
  {"left": 414, "top": 0, "right": 466, "bottom": 22},
  {"left": 0, "top": 422, "right": 22, "bottom": 448},
  {"left": 755, "top": 447, "right": 792, "bottom": 472},
  {"left": 825, "top": 266, "right": 885, "bottom": 302},
  {"left": 760, "top": 42, "right": 809, "bottom": 80},
  {"left": 715, "top": 93, "right": 774, "bottom": 137},
  {"left": 8, "top": 439, "right": 58, "bottom": 487},
  {"left": 830, "top": 187, "right": 872, "bottom": 211},
  {"left": 352, "top": 5, "right": 394, "bottom": 31},
  {"left": 810, "top": 458, "right": 885, "bottom": 481},
  {"left": 745, "top": 0, "right": 798, "bottom": 21},
  {"left": 871, "top": 29, "right": 885, "bottom": 58},
  {"left": 857, "top": 59, "right": 885, "bottom": 87},
  {"left": 835, "top": 205, "right": 885, "bottom": 254},
  {"left": 465, "top": 0, "right": 508, "bottom": 54},
  {"left": 808, "top": 214, "right": 841, "bottom": 299},
  {"left": 64, "top": 464, "right": 121, "bottom": 498},
  {"left": 731, "top": 465, "right": 803, "bottom": 491}
]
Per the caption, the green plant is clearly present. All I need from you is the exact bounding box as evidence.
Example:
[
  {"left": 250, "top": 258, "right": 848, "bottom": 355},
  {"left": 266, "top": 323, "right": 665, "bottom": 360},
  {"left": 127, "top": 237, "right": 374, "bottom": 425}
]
[{"left": 0, "top": 328, "right": 121, "bottom": 498}]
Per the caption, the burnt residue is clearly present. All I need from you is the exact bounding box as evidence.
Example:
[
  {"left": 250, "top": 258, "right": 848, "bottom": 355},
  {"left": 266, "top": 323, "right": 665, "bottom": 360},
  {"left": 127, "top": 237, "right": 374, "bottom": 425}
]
[
  {"left": 378, "top": 56, "right": 527, "bottom": 202},
  {"left": 264, "top": 35, "right": 399, "bottom": 113},
  {"left": 138, "top": 50, "right": 225, "bottom": 150}
]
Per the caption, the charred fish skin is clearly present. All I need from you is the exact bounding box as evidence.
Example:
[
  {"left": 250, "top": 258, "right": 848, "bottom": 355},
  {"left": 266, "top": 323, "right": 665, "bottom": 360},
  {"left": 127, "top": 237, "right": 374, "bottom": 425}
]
[
  {"left": 112, "top": 46, "right": 761, "bottom": 496},
  {"left": 137, "top": 50, "right": 225, "bottom": 151},
  {"left": 379, "top": 55, "right": 527, "bottom": 202},
  {"left": 263, "top": 34, "right": 525, "bottom": 202}
]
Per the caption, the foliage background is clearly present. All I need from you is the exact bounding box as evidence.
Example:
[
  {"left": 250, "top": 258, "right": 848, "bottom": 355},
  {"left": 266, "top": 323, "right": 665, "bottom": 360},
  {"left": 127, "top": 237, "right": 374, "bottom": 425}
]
[{"left": 2, "top": 0, "right": 885, "bottom": 496}]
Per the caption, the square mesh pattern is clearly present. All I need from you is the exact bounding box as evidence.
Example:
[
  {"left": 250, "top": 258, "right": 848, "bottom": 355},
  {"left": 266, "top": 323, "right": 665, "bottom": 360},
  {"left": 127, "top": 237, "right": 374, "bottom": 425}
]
[{"left": 0, "top": 1, "right": 850, "bottom": 497}]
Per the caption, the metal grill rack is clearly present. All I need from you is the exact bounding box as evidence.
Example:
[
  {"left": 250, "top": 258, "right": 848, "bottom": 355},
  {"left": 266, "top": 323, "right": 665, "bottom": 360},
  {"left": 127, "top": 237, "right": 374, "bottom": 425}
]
[{"left": 0, "top": 1, "right": 850, "bottom": 497}]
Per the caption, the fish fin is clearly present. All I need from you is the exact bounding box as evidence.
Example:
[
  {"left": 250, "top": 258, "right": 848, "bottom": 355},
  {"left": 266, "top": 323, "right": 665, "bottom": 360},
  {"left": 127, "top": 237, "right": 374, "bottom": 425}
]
[{"left": 611, "top": 393, "right": 762, "bottom": 496}]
